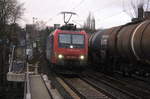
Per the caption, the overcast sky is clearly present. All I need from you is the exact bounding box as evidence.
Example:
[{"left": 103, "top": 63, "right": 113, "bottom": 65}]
[{"left": 19, "top": 0, "right": 132, "bottom": 29}]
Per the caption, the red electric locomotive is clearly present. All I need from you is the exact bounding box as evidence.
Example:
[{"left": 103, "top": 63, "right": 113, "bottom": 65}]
[{"left": 46, "top": 24, "right": 88, "bottom": 73}]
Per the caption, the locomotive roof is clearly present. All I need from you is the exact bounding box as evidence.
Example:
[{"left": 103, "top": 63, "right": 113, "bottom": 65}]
[
  {"left": 55, "top": 29, "right": 86, "bottom": 34},
  {"left": 48, "top": 29, "right": 86, "bottom": 37}
]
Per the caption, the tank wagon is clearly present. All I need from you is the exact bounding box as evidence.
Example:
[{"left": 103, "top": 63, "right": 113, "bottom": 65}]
[{"left": 89, "top": 20, "right": 150, "bottom": 76}]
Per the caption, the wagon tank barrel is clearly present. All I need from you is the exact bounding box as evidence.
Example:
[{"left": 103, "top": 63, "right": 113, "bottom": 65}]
[{"left": 89, "top": 20, "right": 150, "bottom": 63}]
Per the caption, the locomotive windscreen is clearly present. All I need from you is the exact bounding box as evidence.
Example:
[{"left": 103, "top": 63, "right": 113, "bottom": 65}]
[
  {"left": 59, "top": 33, "right": 85, "bottom": 48},
  {"left": 59, "top": 34, "right": 71, "bottom": 44},
  {"left": 72, "top": 34, "right": 84, "bottom": 45}
]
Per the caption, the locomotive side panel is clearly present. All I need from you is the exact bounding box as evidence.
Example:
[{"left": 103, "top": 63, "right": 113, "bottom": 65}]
[{"left": 46, "top": 34, "right": 54, "bottom": 63}]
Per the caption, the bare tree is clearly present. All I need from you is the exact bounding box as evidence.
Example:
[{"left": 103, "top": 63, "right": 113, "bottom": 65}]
[
  {"left": 123, "top": 0, "right": 150, "bottom": 18},
  {"left": 10, "top": 2, "right": 24, "bottom": 24},
  {"left": 0, "top": 0, "right": 24, "bottom": 37},
  {"left": 123, "top": 0, "right": 141, "bottom": 18},
  {"left": 35, "top": 20, "right": 47, "bottom": 31}
]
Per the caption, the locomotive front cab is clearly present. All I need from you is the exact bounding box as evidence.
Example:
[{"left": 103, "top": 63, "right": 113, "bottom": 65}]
[{"left": 54, "top": 30, "right": 88, "bottom": 67}]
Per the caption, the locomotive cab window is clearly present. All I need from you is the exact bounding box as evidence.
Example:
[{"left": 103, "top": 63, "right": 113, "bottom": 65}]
[
  {"left": 58, "top": 33, "right": 85, "bottom": 48},
  {"left": 72, "top": 34, "right": 84, "bottom": 45},
  {"left": 59, "top": 34, "right": 71, "bottom": 44}
]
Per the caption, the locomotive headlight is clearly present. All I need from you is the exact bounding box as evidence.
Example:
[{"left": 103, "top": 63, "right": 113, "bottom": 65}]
[
  {"left": 70, "top": 45, "right": 73, "bottom": 48},
  {"left": 80, "top": 55, "right": 84, "bottom": 60},
  {"left": 58, "top": 54, "right": 63, "bottom": 59}
]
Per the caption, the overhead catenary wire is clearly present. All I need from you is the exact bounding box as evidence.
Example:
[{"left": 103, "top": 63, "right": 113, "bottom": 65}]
[
  {"left": 45, "top": 0, "right": 85, "bottom": 26},
  {"left": 91, "top": 0, "right": 134, "bottom": 21},
  {"left": 44, "top": 13, "right": 60, "bottom": 25},
  {"left": 93, "top": 0, "right": 119, "bottom": 13},
  {"left": 46, "top": 0, "right": 140, "bottom": 28},
  {"left": 70, "top": 0, "right": 85, "bottom": 11}
]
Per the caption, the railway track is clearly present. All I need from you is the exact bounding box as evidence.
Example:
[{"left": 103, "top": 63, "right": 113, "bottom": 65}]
[
  {"left": 61, "top": 76, "right": 110, "bottom": 99},
  {"left": 132, "top": 74, "right": 150, "bottom": 84},
  {"left": 112, "top": 73, "right": 150, "bottom": 94},
  {"left": 48, "top": 72, "right": 111, "bottom": 99},
  {"left": 39, "top": 58, "right": 150, "bottom": 99},
  {"left": 82, "top": 71, "right": 150, "bottom": 99},
  {"left": 115, "top": 71, "right": 150, "bottom": 85}
]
